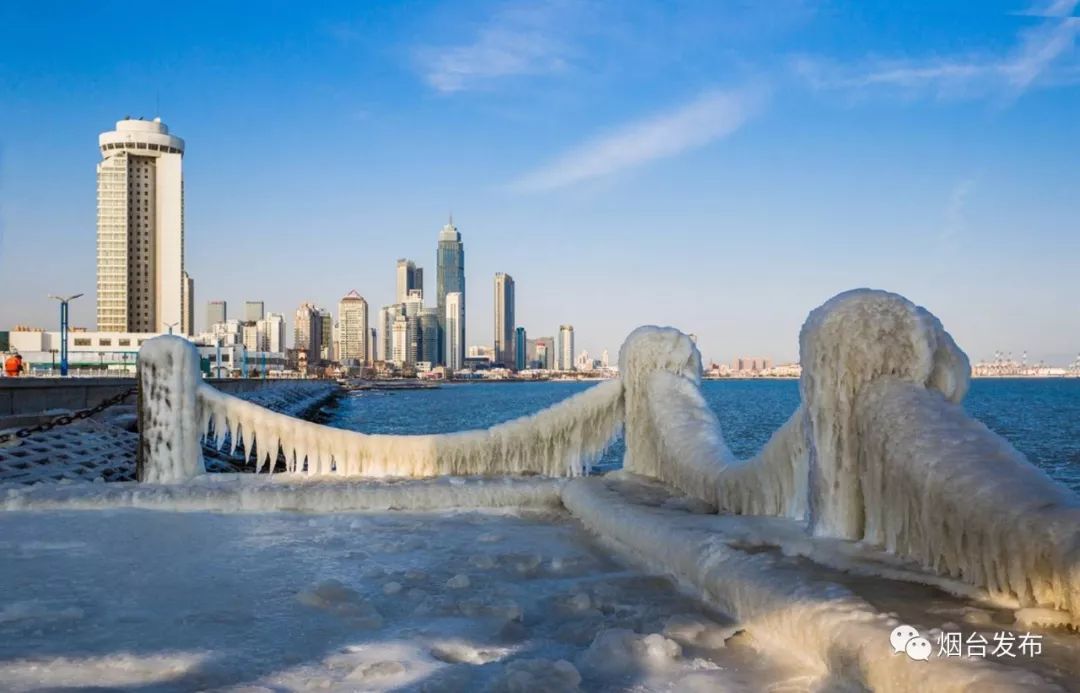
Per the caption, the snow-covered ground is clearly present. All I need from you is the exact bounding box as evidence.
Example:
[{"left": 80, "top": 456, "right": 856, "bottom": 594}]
[{"left": 0, "top": 507, "right": 816, "bottom": 692}]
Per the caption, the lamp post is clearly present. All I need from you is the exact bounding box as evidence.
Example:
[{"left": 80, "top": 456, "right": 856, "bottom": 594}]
[
  {"left": 49, "top": 348, "right": 58, "bottom": 375},
  {"left": 163, "top": 322, "right": 179, "bottom": 335},
  {"left": 48, "top": 293, "right": 83, "bottom": 377}
]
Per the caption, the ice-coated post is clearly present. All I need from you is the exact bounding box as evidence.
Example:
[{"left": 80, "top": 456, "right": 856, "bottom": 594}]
[
  {"left": 798, "top": 289, "right": 970, "bottom": 539},
  {"left": 136, "top": 335, "right": 205, "bottom": 483},
  {"left": 617, "top": 326, "right": 703, "bottom": 478}
]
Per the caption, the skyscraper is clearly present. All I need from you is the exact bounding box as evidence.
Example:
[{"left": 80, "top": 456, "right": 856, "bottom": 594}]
[
  {"left": 319, "top": 310, "right": 333, "bottom": 361},
  {"left": 379, "top": 304, "right": 404, "bottom": 362},
  {"left": 182, "top": 272, "right": 194, "bottom": 336},
  {"left": 396, "top": 259, "right": 423, "bottom": 303},
  {"left": 420, "top": 309, "right": 439, "bottom": 365},
  {"left": 515, "top": 326, "right": 527, "bottom": 371},
  {"left": 436, "top": 217, "right": 465, "bottom": 365},
  {"left": 262, "top": 313, "right": 286, "bottom": 353},
  {"left": 244, "top": 301, "right": 265, "bottom": 322},
  {"left": 294, "top": 302, "right": 321, "bottom": 358},
  {"left": 391, "top": 315, "right": 408, "bottom": 365},
  {"left": 338, "top": 290, "right": 369, "bottom": 366},
  {"left": 558, "top": 325, "right": 575, "bottom": 371},
  {"left": 96, "top": 117, "right": 187, "bottom": 333},
  {"left": 445, "top": 292, "right": 464, "bottom": 371},
  {"left": 493, "top": 273, "right": 515, "bottom": 368},
  {"left": 207, "top": 300, "right": 227, "bottom": 328}
]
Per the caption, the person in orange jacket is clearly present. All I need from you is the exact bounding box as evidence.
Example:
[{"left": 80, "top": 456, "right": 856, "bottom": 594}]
[{"left": 4, "top": 352, "right": 24, "bottom": 377}]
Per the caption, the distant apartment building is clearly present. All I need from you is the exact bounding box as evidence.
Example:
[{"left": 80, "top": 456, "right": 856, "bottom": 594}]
[
  {"left": 96, "top": 117, "right": 188, "bottom": 334},
  {"left": 244, "top": 301, "right": 265, "bottom": 322},
  {"left": 207, "top": 300, "right": 227, "bottom": 329},
  {"left": 338, "top": 290, "right": 369, "bottom": 366},
  {"left": 396, "top": 259, "right": 423, "bottom": 303},
  {"left": 391, "top": 315, "right": 408, "bottom": 365},
  {"left": 515, "top": 326, "right": 527, "bottom": 371},
  {"left": 379, "top": 304, "right": 405, "bottom": 362},
  {"left": 530, "top": 336, "right": 555, "bottom": 370},
  {"left": 733, "top": 357, "right": 773, "bottom": 372},
  {"left": 493, "top": 273, "right": 515, "bottom": 368},
  {"left": 445, "top": 291, "right": 464, "bottom": 371},
  {"left": 262, "top": 313, "right": 286, "bottom": 353},
  {"left": 557, "top": 325, "right": 575, "bottom": 371},
  {"left": 319, "top": 309, "right": 333, "bottom": 361},
  {"left": 294, "top": 302, "right": 322, "bottom": 358},
  {"left": 182, "top": 272, "right": 194, "bottom": 336}
]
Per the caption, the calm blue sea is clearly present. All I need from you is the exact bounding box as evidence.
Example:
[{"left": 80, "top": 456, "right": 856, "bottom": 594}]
[{"left": 323, "top": 379, "right": 1080, "bottom": 494}]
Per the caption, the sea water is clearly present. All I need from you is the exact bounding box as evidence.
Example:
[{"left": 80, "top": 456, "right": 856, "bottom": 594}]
[{"left": 325, "top": 379, "right": 1080, "bottom": 493}]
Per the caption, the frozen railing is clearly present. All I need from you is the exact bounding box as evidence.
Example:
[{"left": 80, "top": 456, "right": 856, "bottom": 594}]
[
  {"left": 136, "top": 289, "right": 1080, "bottom": 619},
  {"left": 135, "top": 337, "right": 623, "bottom": 483},
  {"left": 617, "top": 289, "right": 1080, "bottom": 620}
]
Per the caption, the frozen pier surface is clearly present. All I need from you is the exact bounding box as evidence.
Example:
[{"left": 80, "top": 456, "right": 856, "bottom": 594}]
[{"left": 4, "top": 288, "right": 1080, "bottom": 692}]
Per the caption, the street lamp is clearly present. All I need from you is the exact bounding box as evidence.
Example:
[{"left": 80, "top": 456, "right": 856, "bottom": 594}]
[
  {"left": 48, "top": 293, "right": 83, "bottom": 377},
  {"left": 163, "top": 322, "right": 179, "bottom": 335}
]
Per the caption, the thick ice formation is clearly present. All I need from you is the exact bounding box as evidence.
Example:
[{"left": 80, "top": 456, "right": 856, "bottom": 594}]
[
  {"left": 799, "top": 289, "right": 970, "bottom": 539},
  {"left": 136, "top": 336, "right": 205, "bottom": 483},
  {"left": 857, "top": 378, "right": 1080, "bottom": 619},
  {"left": 194, "top": 378, "right": 622, "bottom": 479},
  {"left": 615, "top": 290, "right": 1080, "bottom": 621},
  {"left": 562, "top": 477, "right": 1052, "bottom": 691}
]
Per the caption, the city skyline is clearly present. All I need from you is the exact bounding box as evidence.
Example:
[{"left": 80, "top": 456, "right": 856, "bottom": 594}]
[{"left": 2, "top": 2, "right": 1079, "bottom": 364}]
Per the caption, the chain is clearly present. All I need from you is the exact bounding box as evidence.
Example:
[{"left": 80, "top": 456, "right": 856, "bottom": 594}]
[{"left": 0, "top": 387, "right": 138, "bottom": 445}]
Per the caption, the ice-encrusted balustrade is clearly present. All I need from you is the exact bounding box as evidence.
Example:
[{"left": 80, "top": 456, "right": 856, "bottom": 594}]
[
  {"left": 136, "top": 289, "right": 1080, "bottom": 621},
  {"left": 136, "top": 336, "right": 624, "bottom": 483}
]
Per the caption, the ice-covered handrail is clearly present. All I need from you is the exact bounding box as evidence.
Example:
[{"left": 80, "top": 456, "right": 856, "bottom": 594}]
[
  {"left": 196, "top": 381, "right": 622, "bottom": 478},
  {"left": 618, "top": 326, "right": 809, "bottom": 519},
  {"left": 619, "top": 290, "right": 1080, "bottom": 619},
  {"left": 136, "top": 335, "right": 623, "bottom": 483}
]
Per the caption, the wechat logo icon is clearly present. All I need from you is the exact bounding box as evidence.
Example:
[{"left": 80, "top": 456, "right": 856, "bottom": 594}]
[{"left": 890, "top": 624, "right": 932, "bottom": 661}]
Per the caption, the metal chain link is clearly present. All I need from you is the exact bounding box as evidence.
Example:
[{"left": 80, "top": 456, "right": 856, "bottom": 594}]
[{"left": 0, "top": 387, "right": 137, "bottom": 445}]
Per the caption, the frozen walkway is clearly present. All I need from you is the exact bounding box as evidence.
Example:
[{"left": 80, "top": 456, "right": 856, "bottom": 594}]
[
  {"left": 3, "top": 473, "right": 1077, "bottom": 691},
  {"left": 0, "top": 505, "right": 820, "bottom": 693}
]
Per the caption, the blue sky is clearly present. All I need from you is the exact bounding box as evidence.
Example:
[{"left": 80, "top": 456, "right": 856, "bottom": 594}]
[{"left": 1, "top": 0, "right": 1078, "bottom": 364}]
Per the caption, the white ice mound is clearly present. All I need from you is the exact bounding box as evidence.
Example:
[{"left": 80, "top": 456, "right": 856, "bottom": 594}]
[
  {"left": 579, "top": 628, "right": 682, "bottom": 676},
  {"left": 491, "top": 658, "right": 582, "bottom": 693}
]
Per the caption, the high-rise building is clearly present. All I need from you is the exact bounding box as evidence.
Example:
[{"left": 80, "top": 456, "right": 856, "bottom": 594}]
[
  {"left": 338, "top": 290, "right": 369, "bottom": 366},
  {"left": 96, "top": 117, "right": 187, "bottom": 333},
  {"left": 319, "top": 310, "right": 333, "bottom": 361},
  {"left": 379, "top": 304, "right": 404, "bottom": 362},
  {"left": 263, "top": 313, "right": 286, "bottom": 353},
  {"left": 368, "top": 327, "right": 376, "bottom": 364},
  {"left": 241, "top": 321, "right": 260, "bottom": 352},
  {"left": 436, "top": 217, "right": 465, "bottom": 365},
  {"left": 244, "top": 301, "right": 265, "bottom": 322},
  {"left": 294, "top": 303, "right": 321, "bottom": 358},
  {"left": 515, "top": 326, "right": 527, "bottom": 371},
  {"left": 391, "top": 315, "right": 408, "bottom": 365},
  {"left": 420, "top": 309, "right": 439, "bottom": 365},
  {"left": 396, "top": 259, "right": 422, "bottom": 303},
  {"left": 207, "top": 300, "right": 227, "bottom": 328},
  {"left": 532, "top": 336, "right": 554, "bottom": 370},
  {"left": 558, "top": 325, "right": 575, "bottom": 371},
  {"left": 445, "top": 291, "right": 464, "bottom": 371},
  {"left": 493, "top": 272, "right": 515, "bottom": 368},
  {"left": 182, "top": 272, "right": 194, "bottom": 336}
]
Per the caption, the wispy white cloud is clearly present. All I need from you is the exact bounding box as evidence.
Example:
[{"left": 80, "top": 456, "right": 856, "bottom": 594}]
[
  {"left": 510, "top": 87, "right": 766, "bottom": 193},
  {"left": 795, "top": 3, "right": 1080, "bottom": 100},
  {"left": 417, "top": 2, "right": 574, "bottom": 93}
]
